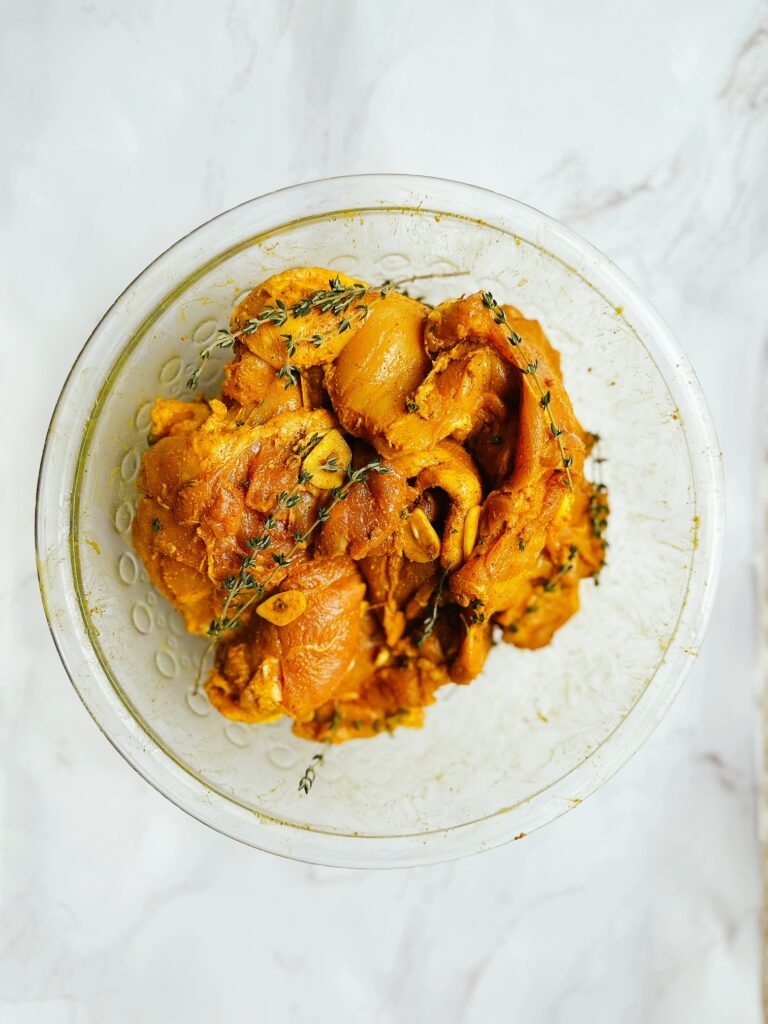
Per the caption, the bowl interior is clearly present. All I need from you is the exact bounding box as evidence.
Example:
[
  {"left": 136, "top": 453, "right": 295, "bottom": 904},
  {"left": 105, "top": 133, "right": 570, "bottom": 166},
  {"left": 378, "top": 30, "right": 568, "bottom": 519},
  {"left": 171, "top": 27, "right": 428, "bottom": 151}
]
[{"left": 39, "top": 180, "right": 720, "bottom": 865}]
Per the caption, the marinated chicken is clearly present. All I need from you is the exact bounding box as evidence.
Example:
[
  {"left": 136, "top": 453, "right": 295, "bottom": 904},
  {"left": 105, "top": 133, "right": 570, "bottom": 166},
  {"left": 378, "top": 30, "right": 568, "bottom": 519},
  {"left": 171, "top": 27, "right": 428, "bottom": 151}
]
[{"left": 133, "top": 268, "right": 608, "bottom": 743}]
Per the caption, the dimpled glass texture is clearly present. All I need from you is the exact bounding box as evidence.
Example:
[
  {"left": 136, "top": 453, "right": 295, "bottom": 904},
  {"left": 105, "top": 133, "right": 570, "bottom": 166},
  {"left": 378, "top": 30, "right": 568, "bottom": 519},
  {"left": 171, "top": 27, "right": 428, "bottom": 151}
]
[{"left": 36, "top": 176, "right": 722, "bottom": 867}]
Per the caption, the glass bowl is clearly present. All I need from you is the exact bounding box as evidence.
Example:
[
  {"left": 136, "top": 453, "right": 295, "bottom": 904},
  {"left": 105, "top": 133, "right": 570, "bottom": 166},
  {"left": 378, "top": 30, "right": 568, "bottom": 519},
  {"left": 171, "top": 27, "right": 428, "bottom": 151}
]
[{"left": 36, "top": 175, "right": 723, "bottom": 867}]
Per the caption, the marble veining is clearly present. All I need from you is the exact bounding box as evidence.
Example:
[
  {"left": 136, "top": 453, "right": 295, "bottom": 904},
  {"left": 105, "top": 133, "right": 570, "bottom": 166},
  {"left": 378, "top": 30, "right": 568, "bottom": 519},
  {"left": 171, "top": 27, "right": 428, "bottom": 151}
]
[{"left": 2, "top": 1, "right": 766, "bottom": 1021}]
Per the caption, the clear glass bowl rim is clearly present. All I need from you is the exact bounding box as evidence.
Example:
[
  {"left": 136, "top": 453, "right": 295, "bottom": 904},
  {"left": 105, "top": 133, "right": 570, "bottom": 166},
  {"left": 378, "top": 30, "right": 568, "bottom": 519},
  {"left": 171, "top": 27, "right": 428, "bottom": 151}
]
[{"left": 35, "top": 173, "right": 724, "bottom": 868}]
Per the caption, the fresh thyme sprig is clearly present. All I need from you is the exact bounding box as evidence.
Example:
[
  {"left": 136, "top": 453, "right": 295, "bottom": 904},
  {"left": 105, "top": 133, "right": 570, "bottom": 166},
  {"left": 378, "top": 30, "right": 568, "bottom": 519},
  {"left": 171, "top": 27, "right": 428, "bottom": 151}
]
[
  {"left": 291, "top": 278, "right": 372, "bottom": 318},
  {"left": 207, "top": 469, "right": 312, "bottom": 639},
  {"left": 298, "top": 709, "right": 341, "bottom": 795},
  {"left": 277, "top": 332, "right": 301, "bottom": 390},
  {"left": 186, "top": 277, "right": 394, "bottom": 390},
  {"left": 186, "top": 299, "right": 295, "bottom": 390},
  {"left": 186, "top": 271, "right": 469, "bottom": 390},
  {"left": 467, "top": 597, "right": 486, "bottom": 625},
  {"left": 587, "top": 446, "right": 609, "bottom": 582},
  {"left": 589, "top": 483, "right": 609, "bottom": 537},
  {"left": 298, "top": 751, "right": 325, "bottom": 795},
  {"left": 481, "top": 292, "right": 574, "bottom": 491},
  {"left": 415, "top": 568, "right": 449, "bottom": 648}
]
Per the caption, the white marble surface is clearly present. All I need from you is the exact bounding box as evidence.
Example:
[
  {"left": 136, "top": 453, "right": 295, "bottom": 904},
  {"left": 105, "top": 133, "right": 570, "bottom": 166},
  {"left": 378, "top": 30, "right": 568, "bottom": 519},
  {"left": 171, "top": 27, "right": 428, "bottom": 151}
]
[{"left": 2, "top": 1, "right": 766, "bottom": 1020}]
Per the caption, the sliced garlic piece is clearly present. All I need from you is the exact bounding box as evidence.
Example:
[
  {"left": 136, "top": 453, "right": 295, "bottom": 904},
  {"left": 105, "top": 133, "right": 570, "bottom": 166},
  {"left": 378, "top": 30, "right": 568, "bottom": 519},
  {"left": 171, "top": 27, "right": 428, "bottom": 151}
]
[
  {"left": 299, "top": 373, "right": 313, "bottom": 409},
  {"left": 302, "top": 429, "right": 351, "bottom": 489},
  {"left": 256, "top": 589, "right": 307, "bottom": 626},
  {"left": 402, "top": 508, "right": 441, "bottom": 563},
  {"left": 462, "top": 505, "right": 482, "bottom": 560},
  {"left": 268, "top": 681, "right": 283, "bottom": 704},
  {"left": 374, "top": 646, "right": 391, "bottom": 668}
]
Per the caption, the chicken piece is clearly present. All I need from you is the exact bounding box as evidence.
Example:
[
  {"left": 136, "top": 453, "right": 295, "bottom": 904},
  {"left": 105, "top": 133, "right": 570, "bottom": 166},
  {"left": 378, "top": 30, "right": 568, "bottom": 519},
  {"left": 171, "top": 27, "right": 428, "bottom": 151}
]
[
  {"left": 440, "top": 294, "right": 596, "bottom": 621},
  {"left": 293, "top": 634, "right": 452, "bottom": 742},
  {"left": 324, "top": 291, "right": 431, "bottom": 446},
  {"left": 134, "top": 400, "right": 222, "bottom": 633},
  {"left": 425, "top": 295, "right": 569, "bottom": 416},
  {"left": 383, "top": 343, "right": 515, "bottom": 454},
  {"left": 366, "top": 291, "right": 606, "bottom": 678},
  {"left": 134, "top": 400, "right": 341, "bottom": 632},
  {"left": 425, "top": 292, "right": 578, "bottom": 439},
  {"left": 132, "top": 495, "right": 220, "bottom": 635},
  {"left": 231, "top": 267, "right": 383, "bottom": 370},
  {"left": 150, "top": 397, "right": 211, "bottom": 439},
  {"left": 206, "top": 557, "right": 367, "bottom": 723},
  {"left": 494, "top": 478, "right": 609, "bottom": 648}
]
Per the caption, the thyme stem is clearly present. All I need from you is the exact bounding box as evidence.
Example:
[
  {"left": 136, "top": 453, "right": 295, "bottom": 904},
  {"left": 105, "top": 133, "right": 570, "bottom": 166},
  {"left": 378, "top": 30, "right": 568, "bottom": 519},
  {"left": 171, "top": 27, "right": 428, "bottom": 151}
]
[
  {"left": 298, "top": 708, "right": 341, "bottom": 794},
  {"left": 415, "top": 568, "right": 449, "bottom": 648},
  {"left": 481, "top": 292, "right": 574, "bottom": 490},
  {"left": 298, "top": 751, "right": 326, "bottom": 795}
]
